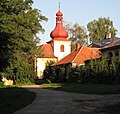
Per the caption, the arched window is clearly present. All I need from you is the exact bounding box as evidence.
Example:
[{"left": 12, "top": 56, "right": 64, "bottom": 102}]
[{"left": 60, "top": 45, "right": 64, "bottom": 52}]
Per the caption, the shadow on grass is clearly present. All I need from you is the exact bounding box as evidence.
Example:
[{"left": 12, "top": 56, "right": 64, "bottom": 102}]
[
  {"left": 40, "top": 83, "right": 120, "bottom": 95},
  {"left": 41, "top": 83, "right": 120, "bottom": 113},
  {"left": 0, "top": 87, "right": 36, "bottom": 114}
]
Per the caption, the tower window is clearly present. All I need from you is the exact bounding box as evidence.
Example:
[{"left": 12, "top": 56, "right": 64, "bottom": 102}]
[{"left": 60, "top": 45, "right": 64, "bottom": 52}]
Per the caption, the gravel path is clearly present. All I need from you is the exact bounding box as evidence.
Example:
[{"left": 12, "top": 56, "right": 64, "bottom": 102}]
[{"left": 14, "top": 85, "right": 120, "bottom": 114}]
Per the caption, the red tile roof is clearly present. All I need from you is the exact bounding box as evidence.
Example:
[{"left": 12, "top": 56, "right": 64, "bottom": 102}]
[
  {"left": 37, "top": 44, "right": 57, "bottom": 58},
  {"left": 53, "top": 45, "right": 101, "bottom": 66}
]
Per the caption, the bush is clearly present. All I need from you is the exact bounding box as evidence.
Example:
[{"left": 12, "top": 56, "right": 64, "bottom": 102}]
[
  {"left": 0, "top": 81, "right": 4, "bottom": 87},
  {"left": 16, "top": 76, "right": 35, "bottom": 85},
  {"left": 43, "top": 61, "right": 67, "bottom": 83},
  {"left": 0, "top": 56, "right": 35, "bottom": 85},
  {"left": 67, "top": 66, "right": 81, "bottom": 83},
  {"left": 43, "top": 57, "right": 120, "bottom": 84},
  {"left": 84, "top": 57, "right": 120, "bottom": 84}
]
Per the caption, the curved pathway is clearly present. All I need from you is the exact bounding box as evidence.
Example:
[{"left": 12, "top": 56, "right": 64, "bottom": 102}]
[{"left": 14, "top": 85, "right": 120, "bottom": 114}]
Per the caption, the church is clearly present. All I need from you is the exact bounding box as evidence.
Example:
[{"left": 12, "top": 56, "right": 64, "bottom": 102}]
[
  {"left": 35, "top": 5, "right": 101, "bottom": 79},
  {"left": 35, "top": 6, "right": 72, "bottom": 79}
]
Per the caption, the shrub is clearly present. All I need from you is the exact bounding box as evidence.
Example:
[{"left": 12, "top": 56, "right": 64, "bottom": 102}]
[
  {"left": 0, "top": 81, "right": 4, "bottom": 87},
  {"left": 84, "top": 57, "right": 120, "bottom": 84},
  {"left": 67, "top": 66, "right": 81, "bottom": 83},
  {"left": 43, "top": 57, "right": 120, "bottom": 84},
  {"left": 43, "top": 61, "right": 67, "bottom": 83}
]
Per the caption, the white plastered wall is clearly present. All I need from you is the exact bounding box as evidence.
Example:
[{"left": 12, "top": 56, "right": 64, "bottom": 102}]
[
  {"left": 36, "top": 58, "right": 57, "bottom": 79},
  {"left": 53, "top": 40, "right": 71, "bottom": 60}
]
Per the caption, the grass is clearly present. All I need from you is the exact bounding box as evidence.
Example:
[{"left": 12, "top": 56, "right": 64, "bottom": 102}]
[
  {"left": 41, "top": 83, "right": 120, "bottom": 113},
  {"left": 0, "top": 86, "right": 36, "bottom": 114},
  {"left": 40, "top": 83, "right": 120, "bottom": 95},
  {"left": 1, "top": 83, "right": 119, "bottom": 113}
]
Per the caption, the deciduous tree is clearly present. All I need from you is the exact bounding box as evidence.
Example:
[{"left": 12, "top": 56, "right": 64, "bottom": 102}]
[
  {"left": 87, "top": 17, "right": 117, "bottom": 43},
  {"left": 64, "top": 22, "right": 88, "bottom": 50},
  {"left": 0, "top": 0, "right": 48, "bottom": 83}
]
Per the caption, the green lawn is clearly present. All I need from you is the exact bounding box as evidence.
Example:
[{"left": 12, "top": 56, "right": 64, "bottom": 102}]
[
  {"left": 0, "top": 87, "right": 36, "bottom": 114},
  {"left": 40, "top": 83, "right": 120, "bottom": 94}
]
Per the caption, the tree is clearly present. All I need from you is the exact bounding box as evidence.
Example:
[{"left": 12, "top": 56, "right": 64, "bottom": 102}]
[
  {"left": 0, "top": 0, "right": 48, "bottom": 83},
  {"left": 64, "top": 22, "right": 88, "bottom": 50},
  {"left": 87, "top": 17, "right": 117, "bottom": 43}
]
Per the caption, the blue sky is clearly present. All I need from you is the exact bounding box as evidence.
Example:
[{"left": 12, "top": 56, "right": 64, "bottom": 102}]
[{"left": 32, "top": 0, "right": 120, "bottom": 44}]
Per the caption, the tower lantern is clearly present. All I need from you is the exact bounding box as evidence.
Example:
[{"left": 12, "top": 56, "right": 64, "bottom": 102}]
[{"left": 50, "top": 3, "right": 68, "bottom": 40}]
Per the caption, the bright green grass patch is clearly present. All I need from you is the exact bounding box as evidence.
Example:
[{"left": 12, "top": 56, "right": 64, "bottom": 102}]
[
  {"left": 0, "top": 87, "right": 36, "bottom": 114},
  {"left": 40, "top": 83, "right": 62, "bottom": 89},
  {"left": 40, "top": 83, "right": 120, "bottom": 95}
]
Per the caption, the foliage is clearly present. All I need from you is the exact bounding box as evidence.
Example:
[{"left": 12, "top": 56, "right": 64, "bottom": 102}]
[
  {"left": 0, "top": 0, "right": 48, "bottom": 83},
  {"left": 0, "top": 81, "right": 4, "bottom": 87},
  {"left": 82, "top": 57, "right": 120, "bottom": 84},
  {"left": 67, "top": 66, "right": 83, "bottom": 83},
  {"left": 43, "top": 57, "right": 120, "bottom": 84},
  {"left": 43, "top": 61, "right": 56, "bottom": 83},
  {"left": 87, "top": 17, "right": 117, "bottom": 43},
  {"left": 64, "top": 22, "right": 88, "bottom": 50},
  {"left": 43, "top": 62, "right": 66, "bottom": 83},
  {"left": 16, "top": 76, "right": 35, "bottom": 85}
]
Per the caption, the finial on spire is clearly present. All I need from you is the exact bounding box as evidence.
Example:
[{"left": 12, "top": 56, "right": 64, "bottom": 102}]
[
  {"left": 58, "top": 2, "right": 60, "bottom": 11},
  {"left": 56, "top": 2, "right": 63, "bottom": 17}
]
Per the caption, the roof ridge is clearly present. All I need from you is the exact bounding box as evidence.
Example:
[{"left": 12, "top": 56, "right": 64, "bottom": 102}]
[{"left": 72, "top": 45, "right": 84, "bottom": 63}]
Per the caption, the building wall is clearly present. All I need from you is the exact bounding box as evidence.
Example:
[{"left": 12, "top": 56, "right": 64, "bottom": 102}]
[
  {"left": 101, "top": 48, "right": 120, "bottom": 58},
  {"left": 53, "top": 40, "right": 71, "bottom": 60},
  {"left": 36, "top": 58, "right": 57, "bottom": 79},
  {"left": 72, "top": 63, "right": 84, "bottom": 67}
]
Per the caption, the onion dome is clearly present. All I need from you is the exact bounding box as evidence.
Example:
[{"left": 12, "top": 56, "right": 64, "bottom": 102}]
[
  {"left": 50, "top": 7, "right": 68, "bottom": 40},
  {"left": 56, "top": 10, "right": 63, "bottom": 17}
]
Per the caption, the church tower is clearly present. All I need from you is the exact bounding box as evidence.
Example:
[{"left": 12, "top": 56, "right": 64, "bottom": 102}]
[
  {"left": 35, "top": 4, "right": 72, "bottom": 78},
  {"left": 49, "top": 4, "right": 71, "bottom": 60}
]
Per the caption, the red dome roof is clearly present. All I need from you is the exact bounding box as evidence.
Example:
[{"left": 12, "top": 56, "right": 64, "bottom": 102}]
[
  {"left": 50, "top": 8, "right": 68, "bottom": 40},
  {"left": 50, "top": 24, "right": 68, "bottom": 39}
]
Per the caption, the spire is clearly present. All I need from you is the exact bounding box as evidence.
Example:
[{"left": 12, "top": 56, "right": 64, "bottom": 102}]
[
  {"left": 58, "top": 2, "right": 60, "bottom": 11},
  {"left": 50, "top": 3, "right": 68, "bottom": 40},
  {"left": 56, "top": 2, "right": 63, "bottom": 21}
]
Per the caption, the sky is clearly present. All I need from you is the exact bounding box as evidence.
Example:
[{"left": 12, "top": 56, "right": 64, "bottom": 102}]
[{"left": 32, "top": 0, "right": 120, "bottom": 44}]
